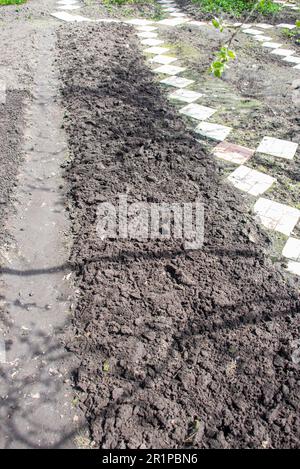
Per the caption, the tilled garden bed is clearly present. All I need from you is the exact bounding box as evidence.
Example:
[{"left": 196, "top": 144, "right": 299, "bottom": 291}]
[{"left": 58, "top": 23, "right": 300, "bottom": 449}]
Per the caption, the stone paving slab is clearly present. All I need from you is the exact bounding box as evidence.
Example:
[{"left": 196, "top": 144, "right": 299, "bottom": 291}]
[
  {"left": 256, "top": 23, "right": 274, "bottom": 29},
  {"left": 137, "top": 31, "right": 158, "bottom": 38},
  {"left": 286, "top": 260, "right": 300, "bottom": 276},
  {"left": 141, "top": 38, "right": 165, "bottom": 46},
  {"left": 243, "top": 28, "right": 265, "bottom": 35},
  {"left": 154, "top": 64, "right": 186, "bottom": 75},
  {"left": 270, "top": 48, "right": 295, "bottom": 57},
  {"left": 188, "top": 21, "right": 208, "bottom": 27},
  {"left": 169, "top": 88, "right": 202, "bottom": 103},
  {"left": 282, "top": 237, "right": 300, "bottom": 261},
  {"left": 51, "top": 12, "right": 91, "bottom": 22},
  {"left": 257, "top": 136, "right": 298, "bottom": 160},
  {"left": 137, "top": 26, "right": 158, "bottom": 32},
  {"left": 277, "top": 23, "right": 296, "bottom": 29},
  {"left": 228, "top": 166, "right": 276, "bottom": 196},
  {"left": 262, "top": 42, "right": 283, "bottom": 48},
  {"left": 126, "top": 19, "right": 154, "bottom": 26},
  {"left": 0, "top": 79, "right": 6, "bottom": 104},
  {"left": 158, "top": 18, "right": 190, "bottom": 26},
  {"left": 150, "top": 55, "right": 178, "bottom": 65},
  {"left": 282, "top": 55, "right": 300, "bottom": 64},
  {"left": 57, "top": 0, "right": 78, "bottom": 4},
  {"left": 213, "top": 142, "right": 254, "bottom": 164},
  {"left": 170, "top": 12, "right": 187, "bottom": 17},
  {"left": 144, "top": 46, "right": 170, "bottom": 54},
  {"left": 179, "top": 103, "right": 216, "bottom": 121},
  {"left": 294, "top": 64, "right": 300, "bottom": 70},
  {"left": 253, "top": 198, "right": 300, "bottom": 236},
  {"left": 253, "top": 35, "right": 273, "bottom": 41},
  {"left": 195, "top": 122, "right": 232, "bottom": 141},
  {"left": 160, "top": 75, "right": 195, "bottom": 88}
]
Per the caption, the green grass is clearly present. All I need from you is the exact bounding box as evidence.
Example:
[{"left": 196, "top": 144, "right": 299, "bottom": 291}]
[
  {"left": 192, "top": 0, "right": 280, "bottom": 16},
  {"left": 0, "top": 0, "right": 26, "bottom": 5},
  {"left": 103, "top": 0, "right": 153, "bottom": 5}
]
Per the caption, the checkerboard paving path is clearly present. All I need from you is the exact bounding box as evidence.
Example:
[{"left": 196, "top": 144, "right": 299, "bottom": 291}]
[
  {"left": 253, "top": 198, "right": 300, "bottom": 236},
  {"left": 228, "top": 166, "right": 276, "bottom": 197}
]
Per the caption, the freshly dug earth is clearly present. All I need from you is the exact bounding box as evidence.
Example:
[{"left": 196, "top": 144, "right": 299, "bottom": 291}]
[{"left": 58, "top": 23, "right": 300, "bottom": 449}]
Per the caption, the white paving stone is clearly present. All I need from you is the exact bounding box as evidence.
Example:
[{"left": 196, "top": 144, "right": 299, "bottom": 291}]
[
  {"left": 51, "top": 12, "right": 91, "bottom": 22},
  {"left": 243, "top": 28, "right": 264, "bottom": 35},
  {"left": 162, "top": 7, "right": 178, "bottom": 12},
  {"left": 170, "top": 12, "right": 188, "bottom": 17},
  {"left": 255, "top": 23, "right": 274, "bottom": 29},
  {"left": 228, "top": 166, "right": 276, "bottom": 196},
  {"left": 57, "top": 0, "right": 78, "bottom": 4},
  {"left": 253, "top": 35, "right": 273, "bottom": 41},
  {"left": 294, "top": 64, "right": 300, "bottom": 70},
  {"left": 277, "top": 23, "right": 296, "bottom": 29},
  {"left": 144, "top": 46, "right": 170, "bottom": 54},
  {"left": 179, "top": 103, "right": 216, "bottom": 121},
  {"left": 282, "top": 55, "right": 300, "bottom": 64},
  {"left": 270, "top": 48, "right": 295, "bottom": 57},
  {"left": 287, "top": 260, "right": 300, "bottom": 276},
  {"left": 188, "top": 20, "right": 208, "bottom": 27},
  {"left": 141, "top": 38, "right": 164, "bottom": 46},
  {"left": 150, "top": 55, "right": 177, "bottom": 65},
  {"left": 282, "top": 237, "right": 300, "bottom": 261},
  {"left": 126, "top": 19, "right": 154, "bottom": 26},
  {"left": 154, "top": 64, "right": 186, "bottom": 75},
  {"left": 160, "top": 75, "right": 195, "bottom": 88},
  {"left": 195, "top": 122, "right": 232, "bottom": 141},
  {"left": 0, "top": 80, "right": 6, "bottom": 104},
  {"left": 168, "top": 88, "right": 202, "bottom": 103},
  {"left": 262, "top": 41, "right": 283, "bottom": 48},
  {"left": 158, "top": 18, "right": 190, "bottom": 26},
  {"left": 137, "top": 31, "right": 158, "bottom": 38},
  {"left": 136, "top": 26, "right": 158, "bottom": 32},
  {"left": 257, "top": 136, "right": 298, "bottom": 160},
  {"left": 95, "top": 18, "right": 121, "bottom": 23},
  {"left": 253, "top": 198, "right": 300, "bottom": 236}
]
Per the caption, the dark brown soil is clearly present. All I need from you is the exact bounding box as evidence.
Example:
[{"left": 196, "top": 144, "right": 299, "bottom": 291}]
[
  {"left": 0, "top": 92, "right": 25, "bottom": 245},
  {"left": 58, "top": 23, "right": 300, "bottom": 449},
  {"left": 176, "top": 0, "right": 300, "bottom": 24}
]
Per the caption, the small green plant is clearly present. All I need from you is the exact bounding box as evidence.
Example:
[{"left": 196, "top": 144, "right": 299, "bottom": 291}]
[
  {"left": 0, "top": 0, "right": 26, "bottom": 4},
  {"left": 210, "top": 45, "right": 236, "bottom": 77},
  {"left": 192, "top": 0, "right": 280, "bottom": 16}
]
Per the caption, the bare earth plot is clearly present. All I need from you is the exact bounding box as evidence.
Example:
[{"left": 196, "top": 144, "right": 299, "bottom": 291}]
[{"left": 0, "top": 0, "right": 300, "bottom": 450}]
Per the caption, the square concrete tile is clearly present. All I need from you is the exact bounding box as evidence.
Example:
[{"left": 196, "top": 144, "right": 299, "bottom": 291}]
[
  {"left": 51, "top": 12, "right": 91, "bottom": 22},
  {"left": 150, "top": 55, "right": 177, "bottom": 65},
  {"left": 262, "top": 41, "right": 283, "bottom": 48},
  {"left": 170, "top": 12, "right": 187, "bottom": 17},
  {"left": 57, "top": 5, "right": 81, "bottom": 10},
  {"left": 179, "top": 103, "right": 216, "bottom": 121},
  {"left": 253, "top": 35, "right": 273, "bottom": 41},
  {"left": 283, "top": 55, "right": 300, "bottom": 64},
  {"left": 126, "top": 19, "right": 154, "bottom": 26},
  {"left": 0, "top": 80, "right": 6, "bottom": 104},
  {"left": 160, "top": 75, "right": 195, "bottom": 88},
  {"left": 282, "top": 237, "right": 300, "bottom": 261},
  {"left": 137, "top": 31, "right": 158, "bottom": 38},
  {"left": 256, "top": 23, "right": 274, "bottom": 29},
  {"left": 169, "top": 88, "right": 202, "bottom": 103},
  {"left": 144, "top": 46, "right": 170, "bottom": 54},
  {"left": 243, "top": 28, "right": 264, "bottom": 35},
  {"left": 257, "top": 136, "right": 298, "bottom": 160},
  {"left": 141, "top": 38, "right": 164, "bottom": 46},
  {"left": 188, "top": 20, "right": 208, "bottom": 27},
  {"left": 287, "top": 260, "right": 300, "bottom": 276},
  {"left": 294, "top": 64, "right": 300, "bottom": 70},
  {"left": 195, "top": 122, "right": 232, "bottom": 141},
  {"left": 213, "top": 142, "right": 254, "bottom": 164},
  {"left": 154, "top": 64, "right": 186, "bottom": 75},
  {"left": 137, "top": 26, "right": 158, "bottom": 32},
  {"left": 158, "top": 18, "right": 190, "bottom": 26},
  {"left": 277, "top": 23, "right": 296, "bottom": 29},
  {"left": 228, "top": 166, "right": 276, "bottom": 196},
  {"left": 270, "top": 48, "right": 295, "bottom": 57},
  {"left": 253, "top": 198, "right": 300, "bottom": 236}
]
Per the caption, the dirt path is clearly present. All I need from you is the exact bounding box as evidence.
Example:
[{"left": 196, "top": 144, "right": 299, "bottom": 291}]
[{"left": 0, "top": 0, "right": 81, "bottom": 448}]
